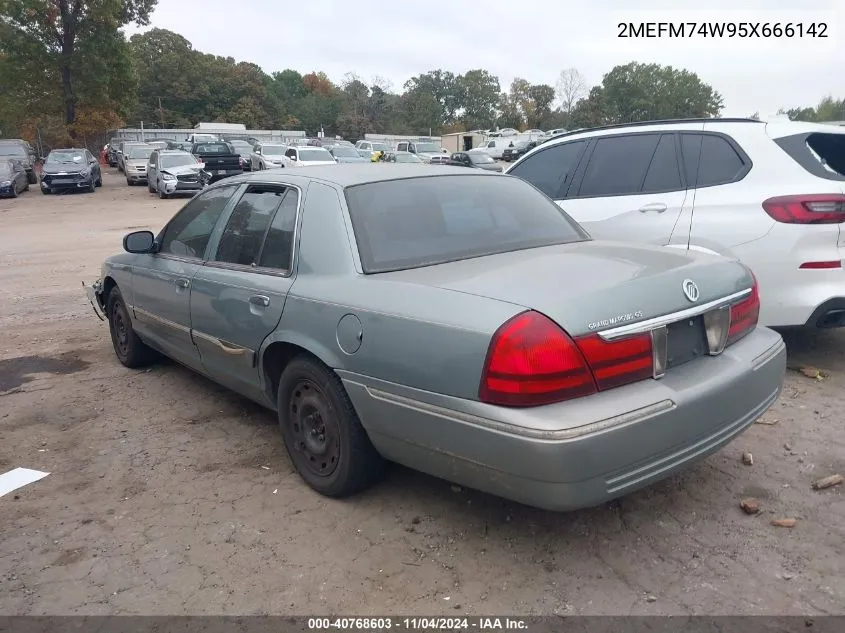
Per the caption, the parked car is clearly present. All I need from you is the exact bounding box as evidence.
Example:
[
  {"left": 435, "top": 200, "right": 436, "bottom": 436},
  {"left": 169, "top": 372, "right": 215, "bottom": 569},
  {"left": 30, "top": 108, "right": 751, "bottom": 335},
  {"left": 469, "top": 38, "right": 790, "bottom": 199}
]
[
  {"left": 0, "top": 158, "right": 29, "bottom": 197},
  {"left": 123, "top": 144, "right": 155, "bottom": 186},
  {"left": 117, "top": 141, "right": 148, "bottom": 173},
  {"left": 449, "top": 151, "right": 503, "bottom": 172},
  {"left": 39, "top": 148, "right": 101, "bottom": 194},
  {"left": 507, "top": 117, "right": 845, "bottom": 329},
  {"left": 146, "top": 140, "right": 169, "bottom": 151},
  {"left": 282, "top": 146, "right": 336, "bottom": 167},
  {"left": 191, "top": 141, "right": 242, "bottom": 185},
  {"left": 106, "top": 138, "right": 122, "bottom": 166},
  {"left": 475, "top": 138, "right": 514, "bottom": 160},
  {"left": 382, "top": 151, "right": 422, "bottom": 164},
  {"left": 251, "top": 143, "right": 288, "bottom": 170},
  {"left": 0, "top": 141, "right": 38, "bottom": 184},
  {"left": 228, "top": 139, "right": 255, "bottom": 171},
  {"left": 354, "top": 140, "right": 392, "bottom": 162},
  {"left": 329, "top": 145, "right": 368, "bottom": 163},
  {"left": 166, "top": 141, "right": 193, "bottom": 152},
  {"left": 394, "top": 140, "right": 450, "bottom": 164},
  {"left": 146, "top": 149, "right": 204, "bottom": 199},
  {"left": 502, "top": 140, "right": 537, "bottom": 162},
  {"left": 84, "top": 164, "right": 785, "bottom": 511}
]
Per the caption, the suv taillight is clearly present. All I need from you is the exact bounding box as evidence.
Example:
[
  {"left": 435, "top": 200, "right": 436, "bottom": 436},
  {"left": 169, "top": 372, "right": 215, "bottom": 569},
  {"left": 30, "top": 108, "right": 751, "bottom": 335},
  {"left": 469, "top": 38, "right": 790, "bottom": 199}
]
[
  {"left": 763, "top": 194, "right": 845, "bottom": 224},
  {"left": 727, "top": 272, "right": 760, "bottom": 346},
  {"left": 479, "top": 311, "right": 653, "bottom": 407}
]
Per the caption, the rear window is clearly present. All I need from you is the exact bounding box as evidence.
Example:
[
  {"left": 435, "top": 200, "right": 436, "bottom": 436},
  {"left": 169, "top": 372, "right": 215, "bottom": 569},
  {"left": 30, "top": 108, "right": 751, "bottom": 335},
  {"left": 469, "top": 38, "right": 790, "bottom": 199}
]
[
  {"left": 344, "top": 175, "right": 588, "bottom": 273},
  {"left": 195, "top": 143, "right": 231, "bottom": 154},
  {"left": 775, "top": 132, "right": 845, "bottom": 181},
  {"left": 298, "top": 149, "right": 332, "bottom": 161}
]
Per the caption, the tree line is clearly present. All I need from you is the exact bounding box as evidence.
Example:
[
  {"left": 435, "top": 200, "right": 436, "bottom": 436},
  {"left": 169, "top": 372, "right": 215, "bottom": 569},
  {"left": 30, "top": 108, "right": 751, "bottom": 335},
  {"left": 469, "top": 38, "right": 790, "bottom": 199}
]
[{"left": 0, "top": 1, "right": 842, "bottom": 148}]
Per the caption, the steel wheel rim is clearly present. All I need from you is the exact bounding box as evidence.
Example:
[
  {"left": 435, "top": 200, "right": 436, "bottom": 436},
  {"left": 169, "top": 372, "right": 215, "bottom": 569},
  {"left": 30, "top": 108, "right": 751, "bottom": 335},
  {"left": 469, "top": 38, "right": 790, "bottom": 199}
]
[
  {"left": 111, "top": 303, "right": 129, "bottom": 357},
  {"left": 289, "top": 379, "right": 340, "bottom": 478}
]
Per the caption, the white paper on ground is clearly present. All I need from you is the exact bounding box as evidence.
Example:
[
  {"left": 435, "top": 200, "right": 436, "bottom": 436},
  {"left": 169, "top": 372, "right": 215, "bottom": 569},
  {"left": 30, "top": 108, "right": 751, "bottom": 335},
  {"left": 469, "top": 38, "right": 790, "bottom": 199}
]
[{"left": 0, "top": 467, "right": 51, "bottom": 497}]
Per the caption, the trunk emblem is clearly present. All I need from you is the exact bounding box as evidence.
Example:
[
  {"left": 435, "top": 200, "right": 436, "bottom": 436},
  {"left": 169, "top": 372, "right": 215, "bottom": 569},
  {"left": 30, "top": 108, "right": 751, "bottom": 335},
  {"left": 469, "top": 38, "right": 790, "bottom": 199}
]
[{"left": 682, "top": 279, "right": 700, "bottom": 303}]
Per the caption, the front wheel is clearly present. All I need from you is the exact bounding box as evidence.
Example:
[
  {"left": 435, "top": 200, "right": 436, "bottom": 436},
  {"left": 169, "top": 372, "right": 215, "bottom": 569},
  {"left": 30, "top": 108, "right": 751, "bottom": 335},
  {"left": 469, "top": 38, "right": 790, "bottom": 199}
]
[
  {"left": 277, "top": 356, "right": 386, "bottom": 497},
  {"left": 107, "top": 287, "right": 157, "bottom": 368},
  {"left": 158, "top": 187, "right": 168, "bottom": 199}
]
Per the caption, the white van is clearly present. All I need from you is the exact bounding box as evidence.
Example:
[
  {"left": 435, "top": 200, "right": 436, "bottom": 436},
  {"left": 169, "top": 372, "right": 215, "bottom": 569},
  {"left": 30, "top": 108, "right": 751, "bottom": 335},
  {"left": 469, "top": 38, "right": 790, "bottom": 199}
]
[{"left": 477, "top": 138, "right": 516, "bottom": 160}]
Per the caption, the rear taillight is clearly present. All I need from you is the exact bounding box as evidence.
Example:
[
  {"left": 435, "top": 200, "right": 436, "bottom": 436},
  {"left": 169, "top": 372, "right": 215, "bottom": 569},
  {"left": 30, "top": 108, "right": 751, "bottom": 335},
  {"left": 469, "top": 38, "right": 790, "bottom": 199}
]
[
  {"left": 479, "top": 311, "right": 596, "bottom": 407},
  {"left": 573, "top": 332, "right": 654, "bottom": 390},
  {"left": 727, "top": 273, "right": 760, "bottom": 346},
  {"left": 762, "top": 194, "right": 845, "bottom": 224},
  {"left": 479, "top": 311, "right": 654, "bottom": 407}
]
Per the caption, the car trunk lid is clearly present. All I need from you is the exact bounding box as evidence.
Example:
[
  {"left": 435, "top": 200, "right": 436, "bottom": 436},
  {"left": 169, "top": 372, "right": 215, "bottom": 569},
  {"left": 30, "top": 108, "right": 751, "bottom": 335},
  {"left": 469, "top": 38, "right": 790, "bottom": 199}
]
[{"left": 377, "top": 240, "right": 752, "bottom": 338}]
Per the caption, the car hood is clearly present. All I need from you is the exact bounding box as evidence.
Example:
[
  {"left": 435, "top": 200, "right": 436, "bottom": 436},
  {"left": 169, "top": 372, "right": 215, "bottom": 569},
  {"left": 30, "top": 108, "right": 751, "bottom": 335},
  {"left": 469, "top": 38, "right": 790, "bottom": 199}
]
[
  {"left": 162, "top": 164, "right": 203, "bottom": 175},
  {"left": 475, "top": 163, "right": 502, "bottom": 171},
  {"left": 375, "top": 241, "right": 750, "bottom": 337},
  {"left": 42, "top": 162, "right": 85, "bottom": 174},
  {"left": 335, "top": 156, "right": 368, "bottom": 163}
]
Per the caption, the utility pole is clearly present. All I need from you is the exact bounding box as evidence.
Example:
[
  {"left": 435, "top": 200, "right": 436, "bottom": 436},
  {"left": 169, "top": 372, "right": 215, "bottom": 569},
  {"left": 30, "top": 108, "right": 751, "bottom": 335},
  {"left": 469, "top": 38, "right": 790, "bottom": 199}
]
[{"left": 157, "top": 97, "right": 166, "bottom": 128}]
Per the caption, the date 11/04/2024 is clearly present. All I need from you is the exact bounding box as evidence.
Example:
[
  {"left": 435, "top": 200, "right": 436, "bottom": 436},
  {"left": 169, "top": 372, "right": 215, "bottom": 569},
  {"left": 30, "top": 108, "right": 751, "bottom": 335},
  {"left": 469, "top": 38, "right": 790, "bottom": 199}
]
[{"left": 618, "top": 22, "right": 829, "bottom": 38}]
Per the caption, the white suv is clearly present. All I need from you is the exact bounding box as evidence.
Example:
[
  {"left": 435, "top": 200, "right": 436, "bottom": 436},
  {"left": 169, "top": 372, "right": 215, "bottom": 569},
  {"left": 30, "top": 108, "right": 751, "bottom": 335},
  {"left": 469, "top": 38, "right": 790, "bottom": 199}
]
[{"left": 506, "top": 118, "right": 845, "bottom": 329}]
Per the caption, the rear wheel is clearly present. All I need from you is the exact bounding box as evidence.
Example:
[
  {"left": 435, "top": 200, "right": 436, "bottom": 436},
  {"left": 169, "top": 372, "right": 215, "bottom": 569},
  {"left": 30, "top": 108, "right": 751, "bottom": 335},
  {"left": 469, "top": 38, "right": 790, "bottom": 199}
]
[
  {"left": 277, "top": 356, "right": 386, "bottom": 497},
  {"left": 107, "top": 287, "right": 157, "bottom": 368},
  {"left": 27, "top": 171, "right": 37, "bottom": 185}
]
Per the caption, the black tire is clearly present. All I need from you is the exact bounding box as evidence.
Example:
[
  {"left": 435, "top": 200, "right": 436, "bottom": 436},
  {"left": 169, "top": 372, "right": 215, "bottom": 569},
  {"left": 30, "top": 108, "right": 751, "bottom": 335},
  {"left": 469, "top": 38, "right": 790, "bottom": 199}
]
[
  {"left": 95, "top": 174, "right": 102, "bottom": 187},
  {"left": 107, "top": 287, "right": 157, "bottom": 368},
  {"left": 27, "top": 171, "right": 37, "bottom": 185},
  {"left": 277, "top": 355, "right": 385, "bottom": 497},
  {"left": 41, "top": 186, "right": 50, "bottom": 195},
  {"left": 24, "top": 180, "right": 30, "bottom": 192},
  {"left": 158, "top": 187, "right": 168, "bottom": 199},
  {"left": 148, "top": 180, "right": 156, "bottom": 193},
  {"left": 10, "top": 186, "right": 18, "bottom": 199}
]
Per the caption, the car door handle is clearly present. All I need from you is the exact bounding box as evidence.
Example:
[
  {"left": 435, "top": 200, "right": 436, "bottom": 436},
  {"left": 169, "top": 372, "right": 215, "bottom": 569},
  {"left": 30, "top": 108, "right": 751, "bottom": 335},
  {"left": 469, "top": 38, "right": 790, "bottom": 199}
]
[
  {"left": 216, "top": 339, "right": 248, "bottom": 355},
  {"left": 638, "top": 203, "right": 668, "bottom": 213},
  {"left": 249, "top": 295, "right": 270, "bottom": 307},
  {"left": 174, "top": 278, "right": 190, "bottom": 288}
]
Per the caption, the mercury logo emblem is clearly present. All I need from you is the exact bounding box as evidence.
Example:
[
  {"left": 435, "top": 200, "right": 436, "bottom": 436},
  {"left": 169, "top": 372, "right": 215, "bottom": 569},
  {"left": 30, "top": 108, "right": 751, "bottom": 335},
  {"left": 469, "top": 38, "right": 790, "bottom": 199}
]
[{"left": 682, "top": 279, "right": 700, "bottom": 303}]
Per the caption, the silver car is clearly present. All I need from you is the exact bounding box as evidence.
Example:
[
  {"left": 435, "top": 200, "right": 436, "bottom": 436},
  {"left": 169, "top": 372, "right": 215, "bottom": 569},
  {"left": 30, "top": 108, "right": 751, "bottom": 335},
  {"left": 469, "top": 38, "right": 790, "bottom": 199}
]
[
  {"left": 123, "top": 144, "right": 154, "bottom": 185},
  {"left": 84, "top": 165, "right": 786, "bottom": 511},
  {"left": 146, "top": 149, "right": 203, "bottom": 198}
]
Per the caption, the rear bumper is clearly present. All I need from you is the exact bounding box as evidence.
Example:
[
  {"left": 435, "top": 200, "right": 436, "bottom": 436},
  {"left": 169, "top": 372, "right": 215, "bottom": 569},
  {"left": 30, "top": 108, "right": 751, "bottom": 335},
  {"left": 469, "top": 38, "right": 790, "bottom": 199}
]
[
  {"left": 126, "top": 171, "right": 147, "bottom": 182},
  {"left": 342, "top": 326, "right": 786, "bottom": 511}
]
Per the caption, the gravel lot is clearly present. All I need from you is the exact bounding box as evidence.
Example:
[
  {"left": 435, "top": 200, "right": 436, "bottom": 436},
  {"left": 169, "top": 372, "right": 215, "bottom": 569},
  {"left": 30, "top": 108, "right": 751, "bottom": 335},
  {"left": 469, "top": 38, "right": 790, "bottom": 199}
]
[{"left": 1, "top": 168, "right": 844, "bottom": 616}]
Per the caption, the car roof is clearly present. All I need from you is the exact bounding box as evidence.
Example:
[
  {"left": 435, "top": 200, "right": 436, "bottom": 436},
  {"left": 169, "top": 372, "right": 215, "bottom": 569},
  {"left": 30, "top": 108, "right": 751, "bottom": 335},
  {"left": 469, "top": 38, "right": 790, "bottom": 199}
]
[
  {"left": 49, "top": 147, "right": 88, "bottom": 152},
  {"left": 220, "top": 164, "right": 500, "bottom": 188}
]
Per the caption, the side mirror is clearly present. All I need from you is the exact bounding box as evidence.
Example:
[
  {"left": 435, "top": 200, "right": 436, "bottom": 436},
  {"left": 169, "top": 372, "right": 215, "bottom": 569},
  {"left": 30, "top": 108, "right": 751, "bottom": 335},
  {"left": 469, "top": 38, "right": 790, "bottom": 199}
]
[{"left": 123, "top": 230, "right": 155, "bottom": 254}]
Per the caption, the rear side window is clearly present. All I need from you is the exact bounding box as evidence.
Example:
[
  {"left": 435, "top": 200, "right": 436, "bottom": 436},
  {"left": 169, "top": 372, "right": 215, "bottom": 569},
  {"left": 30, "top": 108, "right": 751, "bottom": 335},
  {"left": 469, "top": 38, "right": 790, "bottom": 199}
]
[
  {"left": 642, "top": 134, "right": 682, "bottom": 193},
  {"left": 578, "top": 134, "right": 660, "bottom": 197},
  {"left": 774, "top": 132, "right": 845, "bottom": 181},
  {"left": 507, "top": 140, "right": 586, "bottom": 199},
  {"left": 344, "top": 175, "right": 588, "bottom": 273},
  {"left": 215, "top": 186, "right": 287, "bottom": 266},
  {"left": 681, "top": 133, "right": 748, "bottom": 188}
]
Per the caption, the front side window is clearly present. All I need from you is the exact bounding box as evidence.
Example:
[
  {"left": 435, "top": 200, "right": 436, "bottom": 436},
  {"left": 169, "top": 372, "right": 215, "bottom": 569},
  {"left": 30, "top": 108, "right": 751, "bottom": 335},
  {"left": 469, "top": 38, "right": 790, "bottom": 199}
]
[
  {"left": 159, "top": 185, "right": 237, "bottom": 259},
  {"left": 215, "top": 186, "right": 287, "bottom": 266},
  {"left": 345, "top": 175, "right": 588, "bottom": 273},
  {"left": 507, "top": 140, "right": 586, "bottom": 199}
]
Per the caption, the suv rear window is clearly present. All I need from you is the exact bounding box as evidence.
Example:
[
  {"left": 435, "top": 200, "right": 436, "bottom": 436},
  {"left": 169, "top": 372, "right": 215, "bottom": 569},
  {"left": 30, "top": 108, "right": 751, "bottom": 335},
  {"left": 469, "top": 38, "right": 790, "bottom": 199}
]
[
  {"left": 775, "top": 132, "right": 845, "bottom": 181},
  {"left": 344, "top": 175, "right": 588, "bottom": 273}
]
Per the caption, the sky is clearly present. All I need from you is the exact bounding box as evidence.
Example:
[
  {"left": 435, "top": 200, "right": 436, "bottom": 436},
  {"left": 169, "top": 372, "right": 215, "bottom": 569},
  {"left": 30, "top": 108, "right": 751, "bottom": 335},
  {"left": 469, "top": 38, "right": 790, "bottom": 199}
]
[{"left": 125, "top": 0, "right": 843, "bottom": 117}]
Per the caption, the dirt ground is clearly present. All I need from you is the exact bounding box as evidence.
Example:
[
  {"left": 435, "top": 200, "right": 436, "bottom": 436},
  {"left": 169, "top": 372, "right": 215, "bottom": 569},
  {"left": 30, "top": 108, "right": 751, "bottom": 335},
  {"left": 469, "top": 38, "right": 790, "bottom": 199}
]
[{"left": 1, "top": 168, "right": 844, "bottom": 617}]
